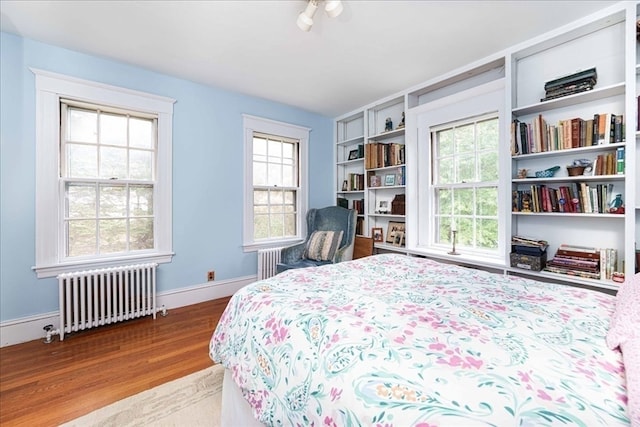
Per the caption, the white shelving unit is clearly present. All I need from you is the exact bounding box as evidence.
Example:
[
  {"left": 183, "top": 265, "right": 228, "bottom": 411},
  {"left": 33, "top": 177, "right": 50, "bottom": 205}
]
[{"left": 334, "top": 1, "right": 638, "bottom": 290}]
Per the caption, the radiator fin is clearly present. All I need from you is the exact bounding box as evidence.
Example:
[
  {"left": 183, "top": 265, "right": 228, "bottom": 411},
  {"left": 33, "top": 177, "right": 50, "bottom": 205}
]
[{"left": 57, "top": 263, "right": 157, "bottom": 340}]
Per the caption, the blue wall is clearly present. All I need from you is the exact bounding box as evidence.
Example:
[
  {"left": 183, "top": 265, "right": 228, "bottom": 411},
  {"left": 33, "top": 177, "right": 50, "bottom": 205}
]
[{"left": 0, "top": 32, "right": 334, "bottom": 322}]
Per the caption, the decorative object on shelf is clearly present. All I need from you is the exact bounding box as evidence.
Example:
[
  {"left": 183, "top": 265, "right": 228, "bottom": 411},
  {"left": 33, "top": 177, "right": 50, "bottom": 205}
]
[
  {"left": 348, "top": 149, "right": 359, "bottom": 160},
  {"left": 384, "top": 117, "right": 393, "bottom": 132},
  {"left": 608, "top": 193, "right": 624, "bottom": 214},
  {"left": 534, "top": 166, "right": 560, "bottom": 178},
  {"left": 611, "top": 271, "right": 624, "bottom": 283},
  {"left": 369, "top": 175, "right": 381, "bottom": 187},
  {"left": 517, "top": 168, "right": 528, "bottom": 179},
  {"left": 296, "top": 0, "right": 343, "bottom": 32},
  {"left": 448, "top": 229, "right": 460, "bottom": 255},
  {"left": 372, "top": 227, "right": 383, "bottom": 242},
  {"left": 391, "top": 194, "right": 405, "bottom": 215},
  {"left": 384, "top": 174, "right": 395, "bottom": 186},
  {"left": 342, "top": 180, "right": 348, "bottom": 191},
  {"left": 397, "top": 112, "right": 405, "bottom": 129},
  {"left": 541, "top": 67, "right": 597, "bottom": 102},
  {"left": 386, "top": 221, "right": 405, "bottom": 244},
  {"left": 376, "top": 199, "right": 390, "bottom": 214},
  {"left": 567, "top": 158, "right": 593, "bottom": 176},
  {"left": 566, "top": 165, "right": 586, "bottom": 176}
]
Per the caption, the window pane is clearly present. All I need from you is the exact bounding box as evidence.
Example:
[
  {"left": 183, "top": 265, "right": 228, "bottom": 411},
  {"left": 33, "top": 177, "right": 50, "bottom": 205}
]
[
  {"left": 130, "top": 218, "right": 154, "bottom": 250},
  {"left": 254, "top": 214, "right": 269, "bottom": 239},
  {"left": 253, "top": 162, "right": 267, "bottom": 186},
  {"left": 284, "top": 191, "right": 296, "bottom": 204},
  {"left": 67, "top": 144, "right": 98, "bottom": 178},
  {"left": 437, "top": 157, "right": 454, "bottom": 184},
  {"left": 68, "top": 219, "right": 96, "bottom": 257},
  {"left": 254, "top": 189, "right": 268, "bottom": 205},
  {"left": 284, "top": 214, "right": 296, "bottom": 236},
  {"left": 100, "top": 146, "right": 127, "bottom": 179},
  {"left": 67, "top": 184, "right": 96, "bottom": 218},
  {"left": 455, "top": 124, "right": 474, "bottom": 153},
  {"left": 457, "top": 218, "right": 474, "bottom": 246},
  {"left": 282, "top": 165, "right": 294, "bottom": 187},
  {"left": 477, "top": 187, "right": 498, "bottom": 216},
  {"left": 479, "top": 151, "right": 498, "bottom": 181},
  {"left": 130, "top": 118, "right": 153, "bottom": 149},
  {"left": 268, "top": 164, "right": 282, "bottom": 186},
  {"left": 270, "top": 190, "right": 283, "bottom": 205},
  {"left": 268, "top": 140, "right": 281, "bottom": 163},
  {"left": 253, "top": 137, "right": 267, "bottom": 162},
  {"left": 99, "top": 185, "right": 127, "bottom": 218},
  {"left": 457, "top": 154, "right": 475, "bottom": 183},
  {"left": 99, "top": 219, "right": 127, "bottom": 253},
  {"left": 477, "top": 218, "right": 498, "bottom": 249},
  {"left": 453, "top": 188, "right": 473, "bottom": 215},
  {"left": 69, "top": 109, "right": 97, "bottom": 143},
  {"left": 438, "top": 129, "right": 454, "bottom": 156},
  {"left": 477, "top": 119, "right": 498, "bottom": 151},
  {"left": 100, "top": 113, "right": 127, "bottom": 146},
  {"left": 270, "top": 214, "right": 284, "bottom": 237},
  {"left": 130, "top": 185, "right": 153, "bottom": 216},
  {"left": 130, "top": 149, "right": 154, "bottom": 181},
  {"left": 436, "top": 189, "right": 451, "bottom": 215},
  {"left": 437, "top": 217, "right": 453, "bottom": 244}
]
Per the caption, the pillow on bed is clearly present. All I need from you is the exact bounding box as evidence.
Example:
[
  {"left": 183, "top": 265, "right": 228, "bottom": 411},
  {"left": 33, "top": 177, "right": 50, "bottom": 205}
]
[
  {"left": 606, "top": 273, "right": 640, "bottom": 425},
  {"left": 304, "top": 230, "right": 343, "bottom": 262}
]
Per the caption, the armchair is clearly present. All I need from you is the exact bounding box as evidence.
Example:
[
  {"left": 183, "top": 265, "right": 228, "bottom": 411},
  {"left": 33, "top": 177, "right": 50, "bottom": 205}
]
[{"left": 276, "top": 206, "right": 357, "bottom": 273}]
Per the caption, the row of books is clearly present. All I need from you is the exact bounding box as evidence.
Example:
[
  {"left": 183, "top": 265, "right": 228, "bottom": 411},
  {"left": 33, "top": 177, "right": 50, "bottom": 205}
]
[
  {"left": 345, "top": 173, "right": 365, "bottom": 191},
  {"left": 511, "top": 113, "right": 624, "bottom": 156},
  {"left": 512, "top": 182, "right": 615, "bottom": 214},
  {"left": 365, "top": 142, "right": 405, "bottom": 169},
  {"left": 593, "top": 148, "right": 625, "bottom": 175},
  {"left": 544, "top": 244, "right": 617, "bottom": 281},
  {"left": 337, "top": 197, "right": 364, "bottom": 215}
]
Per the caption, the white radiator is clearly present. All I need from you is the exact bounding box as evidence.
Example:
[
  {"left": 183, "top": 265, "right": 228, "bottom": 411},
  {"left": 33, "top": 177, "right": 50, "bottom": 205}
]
[
  {"left": 57, "top": 263, "right": 158, "bottom": 341},
  {"left": 257, "top": 247, "right": 283, "bottom": 280}
]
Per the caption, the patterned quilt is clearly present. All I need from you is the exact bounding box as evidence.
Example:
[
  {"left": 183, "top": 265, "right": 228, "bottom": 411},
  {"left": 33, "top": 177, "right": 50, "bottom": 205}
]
[{"left": 209, "top": 254, "right": 629, "bottom": 426}]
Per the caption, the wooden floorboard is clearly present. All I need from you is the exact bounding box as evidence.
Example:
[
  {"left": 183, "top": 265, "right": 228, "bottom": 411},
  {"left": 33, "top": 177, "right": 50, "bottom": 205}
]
[{"left": 0, "top": 297, "right": 231, "bottom": 426}]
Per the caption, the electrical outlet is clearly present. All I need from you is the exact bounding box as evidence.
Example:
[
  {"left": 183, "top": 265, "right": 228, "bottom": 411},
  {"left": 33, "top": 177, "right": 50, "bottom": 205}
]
[{"left": 207, "top": 271, "right": 215, "bottom": 281}]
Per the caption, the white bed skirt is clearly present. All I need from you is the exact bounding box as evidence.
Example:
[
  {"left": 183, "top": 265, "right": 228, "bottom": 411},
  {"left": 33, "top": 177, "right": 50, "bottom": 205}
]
[{"left": 221, "top": 368, "right": 264, "bottom": 426}]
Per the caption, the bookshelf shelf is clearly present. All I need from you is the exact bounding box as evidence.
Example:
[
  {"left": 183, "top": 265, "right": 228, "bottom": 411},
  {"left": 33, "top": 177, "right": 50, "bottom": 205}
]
[
  {"left": 512, "top": 83, "right": 625, "bottom": 116},
  {"left": 512, "top": 175, "right": 624, "bottom": 184},
  {"left": 512, "top": 212, "right": 625, "bottom": 218},
  {"left": 511, "top": 142, "right": 626, "bottom": 160},
  {"left": 336, "top": 135, "right": 364, "bottom": 146}
]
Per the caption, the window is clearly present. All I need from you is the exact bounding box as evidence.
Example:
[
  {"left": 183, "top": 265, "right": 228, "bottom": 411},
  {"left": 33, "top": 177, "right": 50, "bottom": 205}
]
[
  {"left": 410, "top": 80, "right": 506, "bottom": 261},
  {"left": 243, "top": 115, "right": 309, "bottom": 251},
  {"left": 432, "top": 114, "right": 499, "bottom": 251},
  {"left": 33, "top": 69, "right": 175, "bottom": 278},
  {"left": 61, "top": 101, "right": 156, "bottom": 258}
]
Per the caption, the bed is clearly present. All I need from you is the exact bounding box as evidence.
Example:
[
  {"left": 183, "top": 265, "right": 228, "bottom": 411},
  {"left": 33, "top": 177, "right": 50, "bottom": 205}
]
[{"left": 209, "top": 253, "right": 635, "bottom": 426}]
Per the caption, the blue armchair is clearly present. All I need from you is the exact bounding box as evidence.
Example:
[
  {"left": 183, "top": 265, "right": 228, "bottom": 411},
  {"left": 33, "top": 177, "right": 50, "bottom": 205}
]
[{"left": 276, "top": 206, "right": 357, "bottom": 273}]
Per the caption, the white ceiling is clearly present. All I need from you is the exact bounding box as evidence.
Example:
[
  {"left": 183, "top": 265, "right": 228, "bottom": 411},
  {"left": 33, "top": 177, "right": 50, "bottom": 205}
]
[{"left": 0, "top": 0, "right": 618, "bottom": 117}]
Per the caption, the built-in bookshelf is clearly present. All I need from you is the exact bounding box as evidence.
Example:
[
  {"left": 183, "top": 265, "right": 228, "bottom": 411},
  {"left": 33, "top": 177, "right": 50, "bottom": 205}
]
[{"left": 335, "top": 2, "right": 637, "bottom": 290}]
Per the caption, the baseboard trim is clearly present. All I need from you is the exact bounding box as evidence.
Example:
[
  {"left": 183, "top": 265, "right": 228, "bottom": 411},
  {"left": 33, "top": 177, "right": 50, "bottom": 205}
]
[{"left": 0, "top": 275, "right": 257, "bottom": 348}]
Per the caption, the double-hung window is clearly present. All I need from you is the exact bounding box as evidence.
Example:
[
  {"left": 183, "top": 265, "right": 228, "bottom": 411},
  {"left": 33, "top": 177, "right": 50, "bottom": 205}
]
[
  {"left": 33, "top": 69, "right": 174, "bottom": 278},
  {"left": 432, "top": 114, "right": 499, "bottom": 252},
  {"left": 61, "top": 101, "right": 156, "bottom": 258},
  {"left": 243, "top": 115, "right": 309, "bottom": 251}
]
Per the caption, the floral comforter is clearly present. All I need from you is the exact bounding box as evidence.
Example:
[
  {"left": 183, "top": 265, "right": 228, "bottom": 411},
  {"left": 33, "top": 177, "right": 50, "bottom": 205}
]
[{"left": 209, "top": 254, "right": 629, "bottom": 426}]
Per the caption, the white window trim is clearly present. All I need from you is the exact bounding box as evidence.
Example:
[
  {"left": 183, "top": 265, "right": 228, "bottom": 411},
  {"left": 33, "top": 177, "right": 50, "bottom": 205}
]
[
  {"left": 32, "top": 68, "right": 175, "bottom": 278},
  {"left": 407, "top": 79, "right": 508, "bottom": 264},
  {"left": 242, "top": 114, "right": 310, "bottom": 252}
]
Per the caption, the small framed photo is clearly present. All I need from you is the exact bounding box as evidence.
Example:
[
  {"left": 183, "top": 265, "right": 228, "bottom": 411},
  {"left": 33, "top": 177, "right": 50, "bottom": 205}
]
[
  {"left": 348, "top": 149, "right": 359, "bottom": 160},
  {"left": 384, "top": 174, "right": 396, "bottom": 186},
  {"left": 386, "top": 221, "right": 405, "bottom": 243},
  {"left": 342, "top": 180, "right": 349, "bottom": 191},
  {"left": 393, "top": 231, "right": 405, "bottom": 247},
  {"left": 372, "top": 227, "right": 384, "bottom": 242},
  {"left": 369, "top": 175, "right": 381, "bottom": 187},
  {"left": 376, "top": 199, "right": 390, "bottom": 214}
]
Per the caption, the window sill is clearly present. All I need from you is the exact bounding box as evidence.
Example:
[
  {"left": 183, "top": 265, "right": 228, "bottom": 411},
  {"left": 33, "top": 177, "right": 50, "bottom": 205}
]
[
  {"left": 33, "top": 252, "right": 174, "bottom": 279},
  {"left": 243, "top": 239, "right": 303, "bottom": 253}
]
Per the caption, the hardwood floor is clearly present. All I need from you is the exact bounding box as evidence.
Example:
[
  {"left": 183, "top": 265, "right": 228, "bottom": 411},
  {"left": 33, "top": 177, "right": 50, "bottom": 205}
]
[{"left": 0, "top": 297, "right": 231, "bottom": 426}]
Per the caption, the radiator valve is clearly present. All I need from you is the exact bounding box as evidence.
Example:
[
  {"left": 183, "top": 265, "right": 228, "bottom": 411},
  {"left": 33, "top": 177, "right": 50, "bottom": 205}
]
[{"left": 43, "top": 324, "right": 60, "bottom": 344}]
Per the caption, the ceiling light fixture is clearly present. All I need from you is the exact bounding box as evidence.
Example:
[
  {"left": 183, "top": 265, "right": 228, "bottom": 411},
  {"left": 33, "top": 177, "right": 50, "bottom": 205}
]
[{"left": 297, "top": 0, "right": 344, "bottom": 32}]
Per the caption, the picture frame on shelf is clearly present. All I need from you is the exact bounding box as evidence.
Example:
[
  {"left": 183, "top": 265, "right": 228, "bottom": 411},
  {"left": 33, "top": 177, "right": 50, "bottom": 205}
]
[
  {"left": 342, "top": 180, "right": 349, "bottom": 191},
  {"left": 376, "top": 199, "right": 391, "bottom": 214},
  {"left": 386, "top": 221, "right": 405, "bottom": 244},
  {"left": 393, "top": 231, "right": 405, "bottom": 247},
  {"left": 384, "top": 174, "right": 396, "bottom": 186},
  {"left": 372, "top": 227, "right": 384, "bottom": 242},
  {"left": 370, "top": 175, "right": 381, "bottom": 187},
  {"left": 348, "top": 149, "right": 359, "bottom": 160}
]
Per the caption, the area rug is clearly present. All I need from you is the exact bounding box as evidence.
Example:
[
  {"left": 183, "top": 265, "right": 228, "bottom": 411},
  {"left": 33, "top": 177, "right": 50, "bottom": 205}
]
[{"left": 61, "top": 364, "right": 224, "bottom": 427}]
